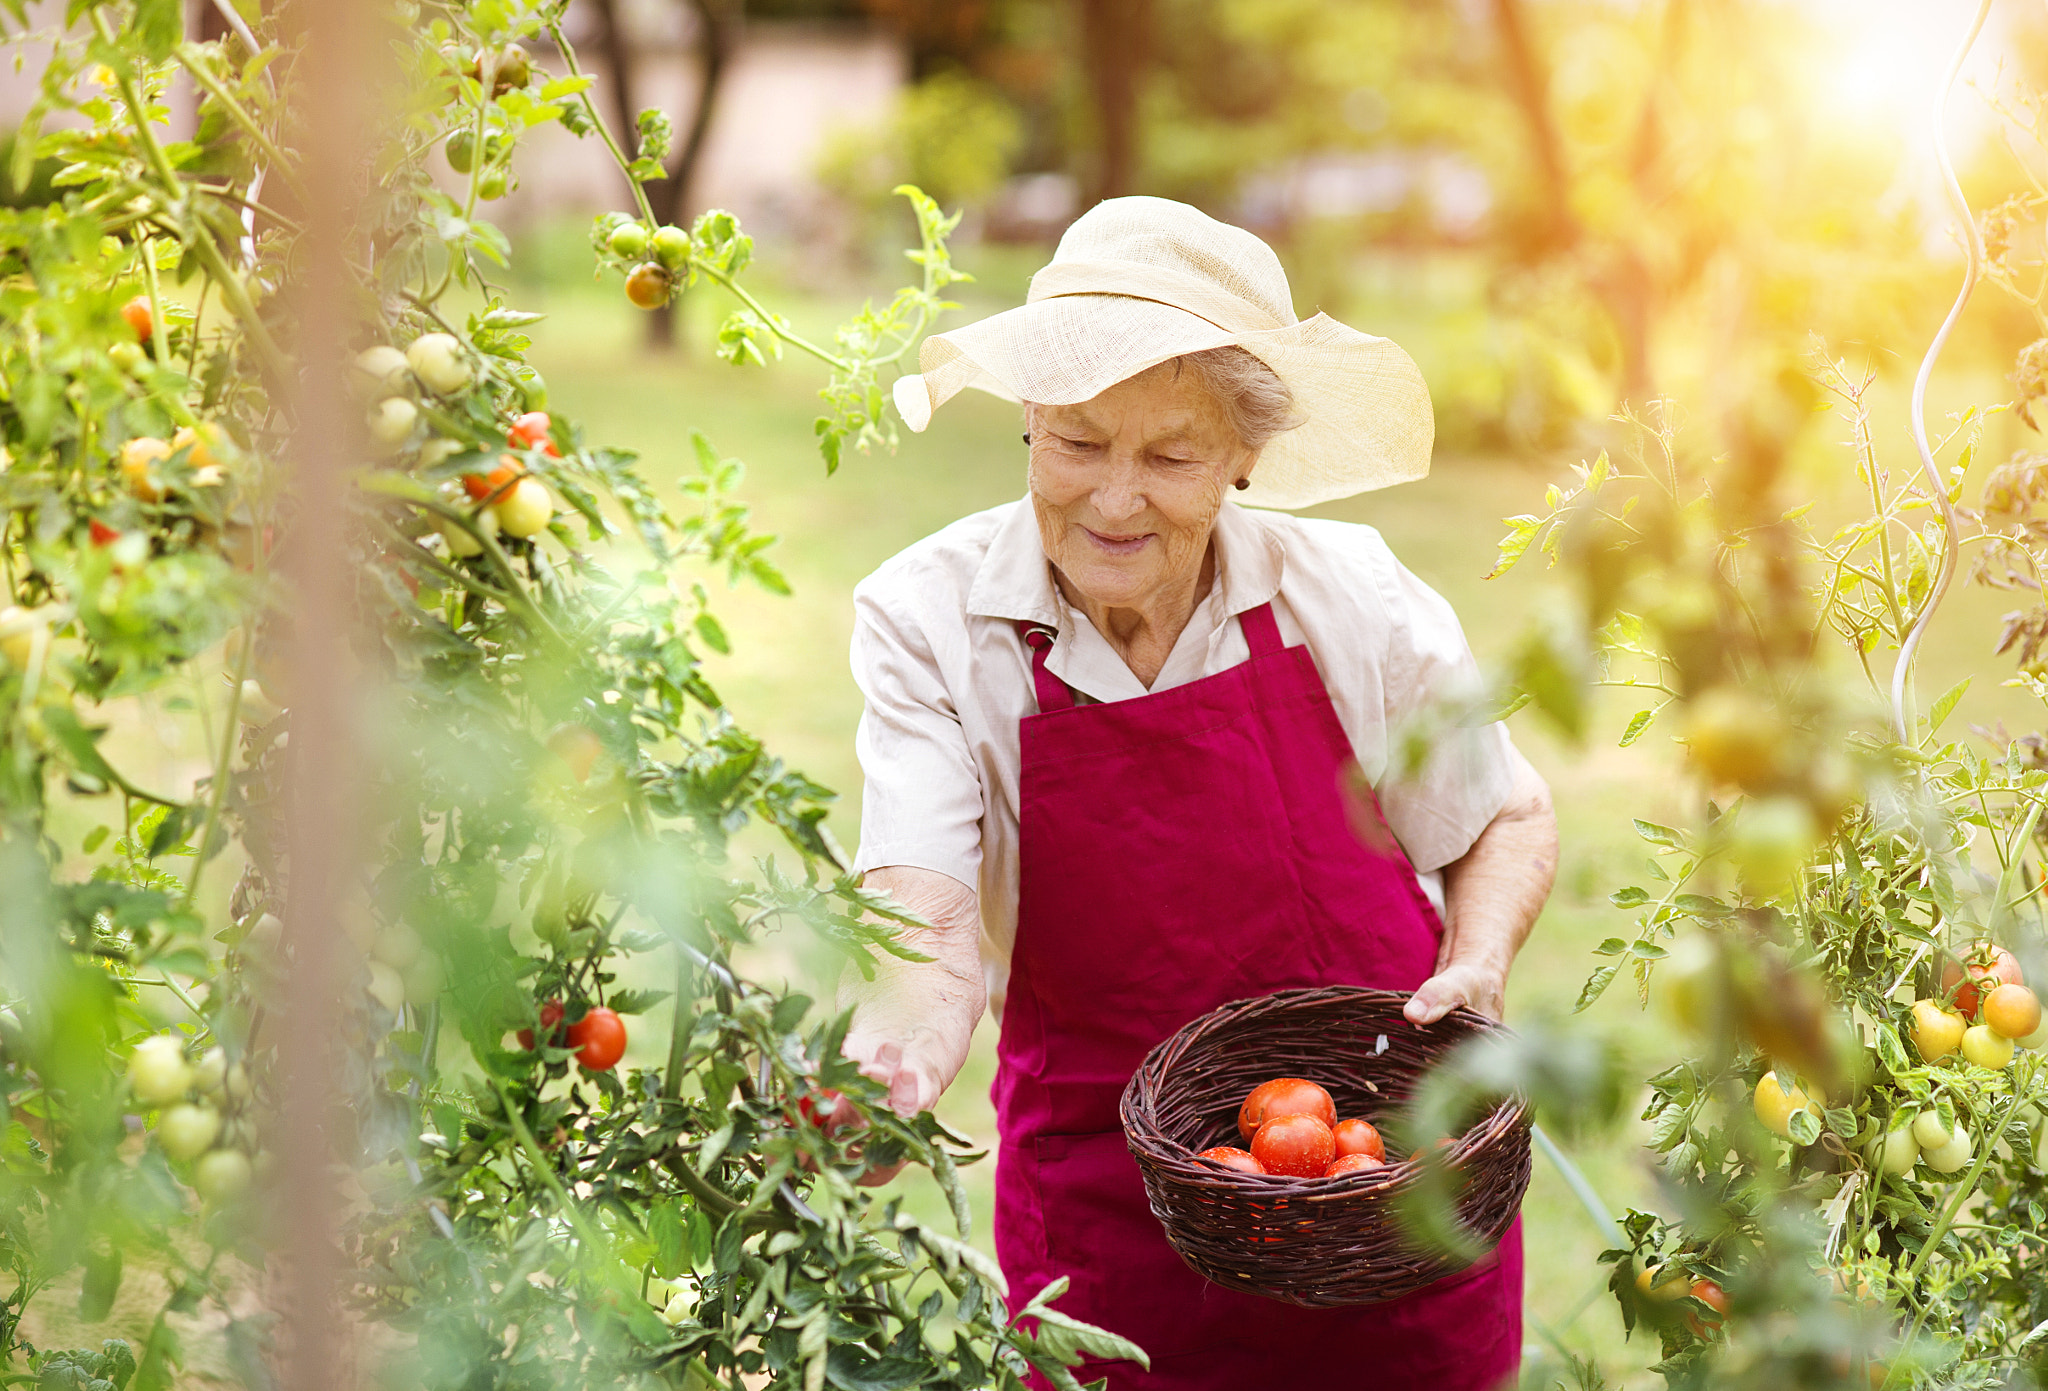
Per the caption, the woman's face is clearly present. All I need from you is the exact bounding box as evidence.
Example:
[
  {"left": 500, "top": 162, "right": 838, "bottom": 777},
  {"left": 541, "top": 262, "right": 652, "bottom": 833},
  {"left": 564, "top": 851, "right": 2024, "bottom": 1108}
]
[{"left": 1028, "top": 364, "right": 1253, "bottom": 613}]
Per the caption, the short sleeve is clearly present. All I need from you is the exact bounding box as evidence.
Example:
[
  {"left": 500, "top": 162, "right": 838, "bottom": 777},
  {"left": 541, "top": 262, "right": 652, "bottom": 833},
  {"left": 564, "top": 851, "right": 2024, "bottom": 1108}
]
[
  {"left": 1369, "top": 550, "right": 1517, "bottom": 873},
  {"left": 848, "top": 577, "right": 986, "bottom": 889}
]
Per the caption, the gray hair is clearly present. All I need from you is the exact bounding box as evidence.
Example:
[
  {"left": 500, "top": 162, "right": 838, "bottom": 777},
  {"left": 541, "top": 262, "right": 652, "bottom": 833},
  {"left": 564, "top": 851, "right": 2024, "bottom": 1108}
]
[
  {"left": 1023, "top": 346, "right": 1304, "bottom": 456},
  {"left": 1172, "top": 346, "right": 1303, "bottom": 453}
]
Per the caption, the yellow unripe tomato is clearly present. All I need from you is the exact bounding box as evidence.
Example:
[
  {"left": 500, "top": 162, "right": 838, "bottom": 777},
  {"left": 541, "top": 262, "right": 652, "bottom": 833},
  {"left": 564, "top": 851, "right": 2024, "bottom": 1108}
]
[
  {"left": 1960, "top": 1023, "right": 2015, "bottom": 1070},
  {"left": 119, "top": 436, "right": 171, "bottom": 501},
  {"left": 367, "top": 398, "right": 418, "bottom": 450},
  {"left": 1636, "top": 1264, "right": 1689, "bottom": 1302},
  {"left": 1753, "top": 1070, "right": 1813, "bottom": 1138},
  {"left": 494, "top": 476, "right": 553, "bottom": 538},
  {"left": 367, "top": 961, "right": 405, "bottom": 1014},
  {"left": 156, "top": 1102, "right": 222, "bottom": 1161},
  {"left": 237, "top": 679, "right": 284, "bottom": 726},
  {"left": 1909, "top": 1000, "right": 1967, "bottom": 1063},
  {"left": 127, "top": 1035, "right": 193, "bottom": 1105},
  {"left": 405, "top": 333, "right": 472, "bottom": 395},
  {"left": 1870, "top": 1125, "right": 1918, "bottom": 1176},
  {"left": 371, "top": 922, "right": 422, "bottom": 971},
  {"left": 2020, "top": 1013, "right": 2048, "bottom": 1051},
  {"left": 1983, "top": 983, "right": 2042, "bottom": 1041},
  {"left": 1911, "top": 1109, "right": 1956, "bottom": 1150},
  {"left": 1683, "top": 689, "right": 1786, "bottom": 788},
  {"left": 193, "top": 1147, "right": 252, "bottom": 1204},
  {"left": 1922, "top": 1129, "right": 1973, "bottom": 1174},
  {"left": 352, "top": 344, "right": 410, "bottom": 395},
  {"left": 171, "top": 423, "right": 225, "bottom": 470},
  {"left": 0, "top": 606, "right": 48, "bottom": 671},
  {"left": 1726, "top": 796, "right": 1818, "bottom": 894}
]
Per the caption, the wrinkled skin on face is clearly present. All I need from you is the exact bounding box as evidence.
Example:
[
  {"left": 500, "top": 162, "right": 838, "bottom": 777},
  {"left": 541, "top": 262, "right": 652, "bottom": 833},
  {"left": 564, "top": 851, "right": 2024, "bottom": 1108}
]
[{"left": 1028, "top": 362, "right": 1255, "bottom": 685}]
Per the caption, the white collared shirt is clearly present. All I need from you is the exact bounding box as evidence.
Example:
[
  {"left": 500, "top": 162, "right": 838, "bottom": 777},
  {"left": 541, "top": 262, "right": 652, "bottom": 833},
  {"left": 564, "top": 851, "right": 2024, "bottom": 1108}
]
[{"left": 849, "top": 497, "right": 1520, "bottom": 1008}]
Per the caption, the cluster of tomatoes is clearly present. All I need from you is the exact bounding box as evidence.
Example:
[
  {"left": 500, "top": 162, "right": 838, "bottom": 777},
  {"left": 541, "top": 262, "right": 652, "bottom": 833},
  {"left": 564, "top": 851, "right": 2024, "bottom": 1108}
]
[
  {"left": 1751, "top": 943, "right": 2044, "bottom": 1177},
  {"left": 605, "top": 222, "right": 691, "bottom": 311},
  {"left": 126, "top": 1034, "right": 258, "bottom": 1205},
  {"left": 517, "top": 1000, "right": 628, "bottom": 1072},
  {"left": 1192, "top": 1077, "right": 1388, "bottom": 1179},
  {"left": 352, "top": 338, "right": 558, "bottom": 552}
]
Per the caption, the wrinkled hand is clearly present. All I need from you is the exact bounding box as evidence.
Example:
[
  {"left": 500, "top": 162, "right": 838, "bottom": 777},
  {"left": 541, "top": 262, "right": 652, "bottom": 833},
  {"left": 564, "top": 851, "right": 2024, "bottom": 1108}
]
[{"left": 1404, "top": 959, "right": 1507, "bottom": 1025}]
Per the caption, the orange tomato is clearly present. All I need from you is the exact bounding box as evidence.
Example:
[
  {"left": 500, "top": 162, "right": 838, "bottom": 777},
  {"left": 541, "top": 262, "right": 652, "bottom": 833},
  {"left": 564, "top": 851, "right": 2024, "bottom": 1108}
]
[
  {"left": 1983, "top": 983, "right": 2042, "bottom": 1041},
  {"left": 121, "top": 295, "right": 153, "bottom": 342},
  {"left": 462, "top": 455, "right": 522, "bottom": 501},
  {"left": 1236, "top": 1077, "right": 1336, "bottom": 1142}
]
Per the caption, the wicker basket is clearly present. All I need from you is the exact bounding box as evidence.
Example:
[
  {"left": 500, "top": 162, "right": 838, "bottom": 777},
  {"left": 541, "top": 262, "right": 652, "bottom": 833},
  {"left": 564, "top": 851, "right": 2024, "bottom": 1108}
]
[{"left": 1119, "top": 984, "right": 1533, "bottom": 1307}]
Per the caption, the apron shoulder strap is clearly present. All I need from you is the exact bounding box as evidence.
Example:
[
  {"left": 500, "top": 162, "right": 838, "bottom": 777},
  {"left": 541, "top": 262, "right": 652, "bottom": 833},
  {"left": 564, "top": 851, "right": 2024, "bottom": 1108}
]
[
  {"left": 1239, "top": 601, "right": 1284, "bottom": 656},
  {"left": 1015, "top": 621, "right": 1076, "bottom": 712}
]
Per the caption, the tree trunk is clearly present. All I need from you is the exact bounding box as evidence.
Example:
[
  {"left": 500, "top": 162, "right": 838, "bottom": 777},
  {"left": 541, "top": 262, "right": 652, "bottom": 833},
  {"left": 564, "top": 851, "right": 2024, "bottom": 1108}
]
[
  {"left": 1487, "top": 0, "right": 1574, "bottom": 256},
  {"left": 1074, "top": 0, "right": 1151, "bottom": 204},
  {"left": 645, "top": 0, "right": 743, "bottom": 350},
  {"left": 585, "top": 0, "right": 641, "bottom": 192}
]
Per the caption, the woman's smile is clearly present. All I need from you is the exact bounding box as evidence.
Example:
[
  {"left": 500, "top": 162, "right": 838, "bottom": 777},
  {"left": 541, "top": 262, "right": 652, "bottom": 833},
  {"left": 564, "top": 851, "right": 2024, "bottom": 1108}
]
[{"left": 1082, "top": 526, "right": 1153, "bottom": 555}]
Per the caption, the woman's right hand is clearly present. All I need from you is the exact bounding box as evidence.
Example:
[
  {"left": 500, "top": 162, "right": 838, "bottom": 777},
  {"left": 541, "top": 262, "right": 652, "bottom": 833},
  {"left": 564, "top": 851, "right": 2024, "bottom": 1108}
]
[{"left": 836, "top": 866, "right": 986, "bottom": 1139}]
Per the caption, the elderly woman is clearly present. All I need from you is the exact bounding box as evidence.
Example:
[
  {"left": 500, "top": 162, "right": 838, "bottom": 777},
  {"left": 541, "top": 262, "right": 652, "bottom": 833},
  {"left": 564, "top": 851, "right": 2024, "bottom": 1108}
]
[{"left": 842, "top": 197, "right": 1557, "bottom": 1390}]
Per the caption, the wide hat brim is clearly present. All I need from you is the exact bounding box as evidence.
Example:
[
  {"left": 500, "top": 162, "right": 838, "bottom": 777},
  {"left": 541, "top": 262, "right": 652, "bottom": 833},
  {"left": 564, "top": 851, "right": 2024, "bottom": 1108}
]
[{"left": 892, "top": 295, "right": 1434, "bottom": 511}]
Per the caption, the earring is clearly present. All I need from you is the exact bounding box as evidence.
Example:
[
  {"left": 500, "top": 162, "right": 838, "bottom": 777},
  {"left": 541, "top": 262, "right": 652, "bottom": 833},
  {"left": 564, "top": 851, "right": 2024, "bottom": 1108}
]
[
  {"left": 1234, "top": 477, "right": 1251, "bottom": 491},
  {"left": 1021, "top": 432, "right": 1031, "bottom": 445}
]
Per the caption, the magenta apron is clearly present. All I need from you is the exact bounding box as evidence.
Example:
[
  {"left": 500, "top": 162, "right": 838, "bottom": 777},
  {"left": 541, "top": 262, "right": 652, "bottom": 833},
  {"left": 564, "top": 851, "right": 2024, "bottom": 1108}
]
[{"left": 992, "top": 601, "right": 1523, "bottom": 1390}]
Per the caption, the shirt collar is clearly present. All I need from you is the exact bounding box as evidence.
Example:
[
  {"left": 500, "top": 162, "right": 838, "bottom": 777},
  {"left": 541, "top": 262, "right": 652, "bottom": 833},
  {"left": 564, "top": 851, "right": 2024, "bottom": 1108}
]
[{"left": 966, "top": 496, "right": 1287, "bottom": 628}]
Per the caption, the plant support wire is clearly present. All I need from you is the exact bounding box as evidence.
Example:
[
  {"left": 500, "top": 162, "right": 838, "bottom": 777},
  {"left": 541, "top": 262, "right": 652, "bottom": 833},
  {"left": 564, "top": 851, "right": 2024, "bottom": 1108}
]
[{"left": 1892, "top": 0, "right": 1994, "bottom": 743}]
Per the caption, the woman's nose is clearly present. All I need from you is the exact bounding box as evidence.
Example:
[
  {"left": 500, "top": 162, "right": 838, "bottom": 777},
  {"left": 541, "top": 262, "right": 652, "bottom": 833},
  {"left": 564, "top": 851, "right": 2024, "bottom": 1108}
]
[{"left": 1092, "top": 457, "right": 1146, "bottom": 522}]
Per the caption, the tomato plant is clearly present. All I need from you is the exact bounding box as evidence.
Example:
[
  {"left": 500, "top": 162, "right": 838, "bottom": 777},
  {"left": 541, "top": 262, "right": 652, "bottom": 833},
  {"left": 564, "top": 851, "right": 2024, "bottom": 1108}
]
[
  {"left": 0, "top": 3, "right": 1121, "bottom": 1389},
  {"left": 1482, "top": 29, "right": 2048, "bottom": 1376}
]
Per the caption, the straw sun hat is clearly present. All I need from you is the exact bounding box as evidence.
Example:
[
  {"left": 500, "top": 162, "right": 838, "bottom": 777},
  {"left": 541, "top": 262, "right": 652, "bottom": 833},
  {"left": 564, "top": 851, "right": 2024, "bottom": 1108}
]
[{"left": 892, "top": 195, "right": 1435, "bottom": 511}]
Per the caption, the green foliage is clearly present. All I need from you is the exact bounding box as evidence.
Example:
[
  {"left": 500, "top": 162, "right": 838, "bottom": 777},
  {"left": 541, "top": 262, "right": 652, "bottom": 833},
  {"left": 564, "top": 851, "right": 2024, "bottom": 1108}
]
[{"left": 0, "top": 2, "right": 1110, "bottom": 1388}]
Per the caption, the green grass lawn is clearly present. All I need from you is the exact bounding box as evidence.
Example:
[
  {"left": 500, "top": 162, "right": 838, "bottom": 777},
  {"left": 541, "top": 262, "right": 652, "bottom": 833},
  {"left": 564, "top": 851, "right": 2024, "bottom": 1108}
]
[{"left": 502, "top": 224, "right": 2036, "bottom": 1388}]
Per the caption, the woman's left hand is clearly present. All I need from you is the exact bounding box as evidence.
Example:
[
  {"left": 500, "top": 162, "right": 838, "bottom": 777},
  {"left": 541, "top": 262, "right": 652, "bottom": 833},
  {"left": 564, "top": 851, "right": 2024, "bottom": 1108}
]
[
  {"left": 1400, "top": 757, "right": 1557, "bottom": 1027},
  {"left": 1404, "top": 958, "right": 1507, "bottom": 1024}
]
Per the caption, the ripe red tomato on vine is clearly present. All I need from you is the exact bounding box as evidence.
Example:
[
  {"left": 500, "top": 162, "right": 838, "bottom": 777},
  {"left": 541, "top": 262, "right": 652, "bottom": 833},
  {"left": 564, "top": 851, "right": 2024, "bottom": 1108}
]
[
  {"left": 508, "top": 412, "right": 560, "bottom": 458},
  {"left": 568, "top": 1007, "right": 626, "bottom": 1070},
  {"left": 517, "top": 999, "right": 564, "bottom": 1050}
]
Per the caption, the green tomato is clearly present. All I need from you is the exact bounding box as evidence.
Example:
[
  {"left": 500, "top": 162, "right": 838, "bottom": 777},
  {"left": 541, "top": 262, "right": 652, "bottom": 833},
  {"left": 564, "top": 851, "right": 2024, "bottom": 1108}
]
[
  {"left": 1870, "top": 1125, "right": 1918, "bottom": 1176},
  {"left": 128, "top": 1035, "right": 193, "bottom": 1105},
  {"left": 650, "top": 224, "right": 690, "bottom": 271},
  {"left": 477, "top": 167, "right": 509, "bottom": 201},
  {"left": 445, "top": 130, "right": 476, "bottom": 174},
  {"left": 608, "top": 222, "right": 650, "bottom": 260},
  {"left": 109, "top": 341, "right": 147, "bottom": 374},
  {"left": 1726, "top": 796, "right": 1818, "bottom": 894},
  {"left": 157, "top": 1102, "right": 222, "bottom": 1161},
  {"left": 1911, "top": 1109, "right": 1957, "bottom": 1150},
  {"left": 401, "top": 952, "right": 444, "bottom": 1007},
  {"left": 1922, "top": 1130, "right": 1973, "bottom": 1174},
  {"left": 193, "top": 1147, "right": 252, "bottom": 1204},
  {"left": 191, "top": 1046, "right": 227, "bottom": 1095}
]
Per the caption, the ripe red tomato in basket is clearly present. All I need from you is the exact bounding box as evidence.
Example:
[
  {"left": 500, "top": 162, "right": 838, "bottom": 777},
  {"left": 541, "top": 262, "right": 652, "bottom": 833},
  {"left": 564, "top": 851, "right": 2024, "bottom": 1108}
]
[
  {"left": 1195, "top": 1145, "right": 1265, "bottom": 1175},
  {"left": 1332, "top": 1117, "right": 1384, "bottom": 1161},
  {"left": 1324, "top": 1152, "right": 1384, "bottom": 1177},
  {"left": 1236, "top": 1077, "right": 1336, "bottom": 1142},
  {"left": 1250, "top": 1114, "right": 1334, "bottom": 1177}
]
